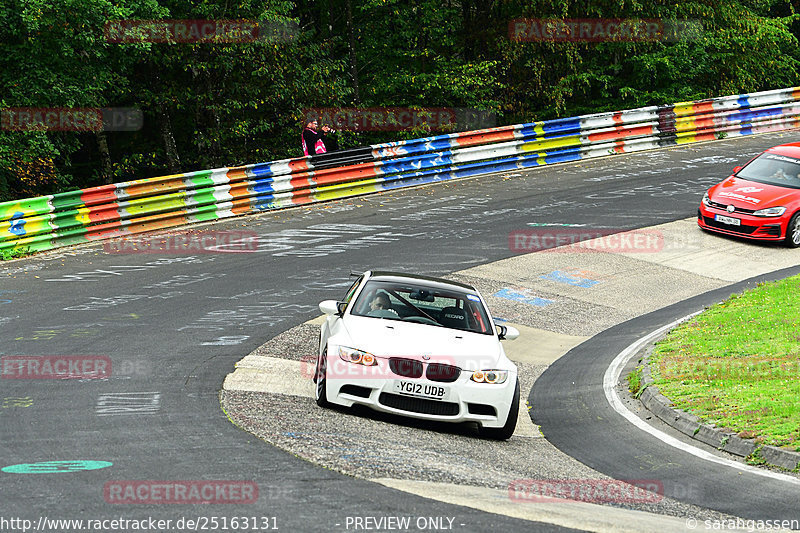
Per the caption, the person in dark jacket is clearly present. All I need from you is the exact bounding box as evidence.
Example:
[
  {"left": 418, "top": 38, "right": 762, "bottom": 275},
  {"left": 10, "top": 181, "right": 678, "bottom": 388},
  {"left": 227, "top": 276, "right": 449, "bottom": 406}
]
[{"left": 301, "top": 119, "right": 336, "bottom": 156}]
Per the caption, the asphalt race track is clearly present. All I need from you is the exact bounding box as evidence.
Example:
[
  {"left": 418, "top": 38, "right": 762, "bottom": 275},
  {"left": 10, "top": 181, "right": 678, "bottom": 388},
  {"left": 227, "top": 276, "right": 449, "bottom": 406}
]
[
  {"left": 532, "top": 264, "right": 800, "bottom": 521},
  {"left": 1, "top": 130, "right": 799, "bottom": 532}
]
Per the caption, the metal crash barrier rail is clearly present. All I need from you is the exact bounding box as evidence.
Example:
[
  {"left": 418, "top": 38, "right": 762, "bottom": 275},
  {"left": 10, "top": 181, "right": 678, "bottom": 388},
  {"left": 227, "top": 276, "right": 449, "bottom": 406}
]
[{"left": 2, "top": 86, "right": 799, "bottom": 254}]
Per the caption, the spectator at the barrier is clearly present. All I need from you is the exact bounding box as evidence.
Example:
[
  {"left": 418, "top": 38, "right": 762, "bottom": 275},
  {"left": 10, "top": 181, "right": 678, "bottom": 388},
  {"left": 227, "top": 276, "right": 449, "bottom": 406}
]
[{"left": 301, "top": 118, "right": 336, "bottom": 156}]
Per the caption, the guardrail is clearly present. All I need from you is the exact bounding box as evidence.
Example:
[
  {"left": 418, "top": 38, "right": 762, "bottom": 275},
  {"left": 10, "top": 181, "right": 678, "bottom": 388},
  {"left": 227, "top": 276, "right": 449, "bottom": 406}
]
[{"left": 2, "top": 86, "right": 799, "bottom": 254}]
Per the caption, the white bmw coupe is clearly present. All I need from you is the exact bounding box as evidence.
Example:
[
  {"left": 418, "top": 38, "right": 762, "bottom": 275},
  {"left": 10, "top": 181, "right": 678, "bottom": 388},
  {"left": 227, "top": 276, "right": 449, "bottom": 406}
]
[{"left": 315, "top": 271, "right": 520, "bottom": 440}]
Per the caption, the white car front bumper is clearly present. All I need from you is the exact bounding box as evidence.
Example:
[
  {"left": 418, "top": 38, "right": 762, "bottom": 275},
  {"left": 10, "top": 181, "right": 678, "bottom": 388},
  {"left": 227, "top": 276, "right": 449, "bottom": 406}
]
[{"left": 325, "top": 371, "right": 518, "bottom": 429}]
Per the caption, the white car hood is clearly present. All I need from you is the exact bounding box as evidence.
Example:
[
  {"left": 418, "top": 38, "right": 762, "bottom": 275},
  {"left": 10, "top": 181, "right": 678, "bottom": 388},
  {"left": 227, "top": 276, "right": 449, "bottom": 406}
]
[{"left": 341, "top": 316, "right": 505, "bottom": 370}]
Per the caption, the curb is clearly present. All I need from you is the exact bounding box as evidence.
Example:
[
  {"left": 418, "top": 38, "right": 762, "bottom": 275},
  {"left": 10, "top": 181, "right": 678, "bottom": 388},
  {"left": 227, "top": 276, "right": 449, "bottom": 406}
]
[{"left": 636, "top": 339, "right": 800, "bottom": 472}]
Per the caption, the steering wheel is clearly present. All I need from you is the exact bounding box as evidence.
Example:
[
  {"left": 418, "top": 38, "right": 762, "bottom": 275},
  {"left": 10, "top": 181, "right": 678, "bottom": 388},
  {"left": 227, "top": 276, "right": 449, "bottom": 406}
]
[{"left": 403, "top": 316, "right": 439, "bottom": 325}]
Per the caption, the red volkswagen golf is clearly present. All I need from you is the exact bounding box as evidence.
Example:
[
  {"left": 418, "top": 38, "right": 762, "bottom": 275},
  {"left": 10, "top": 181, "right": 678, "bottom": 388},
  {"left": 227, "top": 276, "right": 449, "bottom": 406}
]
[{"left": 698, "top": 142, "right": 800, "bottom": 247}]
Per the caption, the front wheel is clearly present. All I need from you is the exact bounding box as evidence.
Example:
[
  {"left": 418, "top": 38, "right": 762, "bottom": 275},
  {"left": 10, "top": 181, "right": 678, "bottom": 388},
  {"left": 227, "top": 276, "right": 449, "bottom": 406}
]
[
  {"left": 480, "top": 379, "right": 520, "bottom": 441},
  {"left": 314, "top": 349, "right": 330, "bottom": 407},
  {"left": 784, "top": 212, "right": 800, "bottom": 248}
]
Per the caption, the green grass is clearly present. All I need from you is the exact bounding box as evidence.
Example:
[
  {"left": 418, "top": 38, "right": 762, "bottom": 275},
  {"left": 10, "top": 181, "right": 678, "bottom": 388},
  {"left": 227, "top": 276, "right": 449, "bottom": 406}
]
[
  {"left": 648, "top": 275, "right": 800, "bottom": 451},
  {"left": 627, "top": 365, "right": 645, "bottom": 398},
  {"left": 0, "top": 247, "right": 31, "bottom": 261}
]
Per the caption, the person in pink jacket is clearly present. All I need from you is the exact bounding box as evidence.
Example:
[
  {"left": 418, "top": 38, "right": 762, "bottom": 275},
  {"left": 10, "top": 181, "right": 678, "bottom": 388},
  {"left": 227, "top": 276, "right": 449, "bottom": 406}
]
[{"left": 301, "top": 118, "right": 335, "bottom": 156}]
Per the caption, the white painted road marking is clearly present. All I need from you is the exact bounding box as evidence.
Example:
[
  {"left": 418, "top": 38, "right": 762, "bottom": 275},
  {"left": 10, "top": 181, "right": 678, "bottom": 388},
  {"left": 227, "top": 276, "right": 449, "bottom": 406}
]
[{"left": 603, "top": 313, "right": 800, "bottom": 486}]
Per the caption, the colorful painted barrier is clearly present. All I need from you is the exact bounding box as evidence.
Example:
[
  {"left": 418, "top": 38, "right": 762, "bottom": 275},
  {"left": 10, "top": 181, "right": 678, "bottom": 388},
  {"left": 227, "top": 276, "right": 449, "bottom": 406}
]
[{"left": 2, "top": 86, "right": 799, "bottom": 254}]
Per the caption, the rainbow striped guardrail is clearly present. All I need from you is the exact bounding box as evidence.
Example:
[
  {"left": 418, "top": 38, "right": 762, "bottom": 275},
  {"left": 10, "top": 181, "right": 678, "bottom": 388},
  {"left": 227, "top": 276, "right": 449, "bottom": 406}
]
[{"left": 2, "top": 86, "right": 799, "bottom": 254}]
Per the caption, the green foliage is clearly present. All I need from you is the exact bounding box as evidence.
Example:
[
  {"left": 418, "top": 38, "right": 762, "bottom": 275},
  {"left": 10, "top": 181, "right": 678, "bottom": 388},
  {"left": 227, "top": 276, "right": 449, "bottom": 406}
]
[
  {"left": 1, "top": 0, "right": 799, "bottom": 201},
  {"left": 627, "top": 365, "right": 645, "bottom": 397},
  {"left": 0, "top": 246, "right": 31, "bottom": 261}
]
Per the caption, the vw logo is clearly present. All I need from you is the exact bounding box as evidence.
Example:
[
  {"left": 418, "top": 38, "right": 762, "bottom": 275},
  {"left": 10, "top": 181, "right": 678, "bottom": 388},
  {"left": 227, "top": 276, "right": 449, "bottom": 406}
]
[
  {"left": 727, "top": 205, "right": 735, "bottom": 213},
  {"left": 422, "top": 355, "right": 430, "bottom": 360}
]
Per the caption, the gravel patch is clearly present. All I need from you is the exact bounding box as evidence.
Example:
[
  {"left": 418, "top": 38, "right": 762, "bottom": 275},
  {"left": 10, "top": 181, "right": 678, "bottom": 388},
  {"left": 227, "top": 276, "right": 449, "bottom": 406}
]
[{"left": 220, "top": 319, "right": 742, "bottom": 524}]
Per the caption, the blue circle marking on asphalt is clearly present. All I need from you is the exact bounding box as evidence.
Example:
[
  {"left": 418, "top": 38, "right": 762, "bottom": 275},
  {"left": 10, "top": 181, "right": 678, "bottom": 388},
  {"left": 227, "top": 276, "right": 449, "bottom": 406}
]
[{"left": 2, "top": 460, "right": 113, "bottom": 474}]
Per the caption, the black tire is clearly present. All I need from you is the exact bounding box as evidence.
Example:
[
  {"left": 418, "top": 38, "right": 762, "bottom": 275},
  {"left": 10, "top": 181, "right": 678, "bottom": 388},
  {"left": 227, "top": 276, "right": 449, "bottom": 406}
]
[
  {"left": 480, "top": 378, "right": 520, "bottom": 441},
  {"left": 784, "top": 212, "right": 800, "bottom": 248},
  {"left": 314, "top": 349, "right": 330, "bottom": 407}
]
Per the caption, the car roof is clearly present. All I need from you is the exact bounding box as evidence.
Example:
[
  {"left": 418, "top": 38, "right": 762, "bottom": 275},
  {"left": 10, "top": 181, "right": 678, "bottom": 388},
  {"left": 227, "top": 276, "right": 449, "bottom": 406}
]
[
  {"left": 767, "top": 143, "right": 800, "bottom": 159},
  {"left": 365, "top": 270, "right": 478, "bottom": 292}
]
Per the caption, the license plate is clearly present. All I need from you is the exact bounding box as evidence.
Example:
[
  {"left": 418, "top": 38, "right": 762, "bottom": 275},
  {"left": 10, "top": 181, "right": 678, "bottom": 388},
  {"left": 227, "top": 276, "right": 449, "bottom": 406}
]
[
  {"left": 394, "top": 380, "right": 447, "bottom": 400},
  {"left": 715, "top": 214, "right": 741, "bottom": 226}
]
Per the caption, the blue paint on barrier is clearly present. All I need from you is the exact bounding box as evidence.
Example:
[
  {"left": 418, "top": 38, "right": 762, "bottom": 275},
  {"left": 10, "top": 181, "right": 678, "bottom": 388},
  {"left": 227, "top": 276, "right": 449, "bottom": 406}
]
[
  {"left": 424, "top": 138, "right": 457, "bottom": 152},
  {"left": 251, "top": 193, "right": 278, "bottom": 210},
  {"left": 9, "top": 212, "right": 26, "bottom": 236},
  {"left": 737, "top": 96, "right": 750, "bottom": 109},
  {"left": 494, "top": 288, "right": 554, "bottom": 307},
  {"left": 453, "top": 158, "right": 520, "bottom": 178},
  {"left": 379, "top": 170, "right": 446, "bottom": 191},
  {"left": 730, "top": 107, "right": 782, "bottom": 123},
  {"left": 544, "top": 149, "right": 582, "bottom": 164},
  {"left": 544, "top": 117, "right": 583, "bottom": 134},
  {"left": 380, "top": 152, "right": 453, "bottom": 175},
  {"left": 249, "top": 164, "right": 277, "bottom": 178},
  {"left": 251, "top": 178, "right": 276, "bottom": 194}
]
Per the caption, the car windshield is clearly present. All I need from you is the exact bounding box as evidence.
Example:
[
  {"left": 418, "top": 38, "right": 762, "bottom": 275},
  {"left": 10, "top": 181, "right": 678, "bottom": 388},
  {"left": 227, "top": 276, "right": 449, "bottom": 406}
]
[
  {"left": 351, "top": 280, "right": 493, "bottom": 335},
  {"left": 736, "top": 153, "right": 800, "bottom": 189}
]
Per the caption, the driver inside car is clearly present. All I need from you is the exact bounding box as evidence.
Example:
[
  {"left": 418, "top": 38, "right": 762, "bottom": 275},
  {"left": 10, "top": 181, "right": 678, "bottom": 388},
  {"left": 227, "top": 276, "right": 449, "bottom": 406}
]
[{"left": 367, "top": 292, "right": 398, "bottom": 317}]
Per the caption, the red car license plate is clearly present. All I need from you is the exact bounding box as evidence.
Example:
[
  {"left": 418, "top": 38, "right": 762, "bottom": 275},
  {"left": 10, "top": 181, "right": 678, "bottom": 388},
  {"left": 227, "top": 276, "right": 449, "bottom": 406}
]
[{"left": 715, "top": 214, "right": 741, "bottom": 226}]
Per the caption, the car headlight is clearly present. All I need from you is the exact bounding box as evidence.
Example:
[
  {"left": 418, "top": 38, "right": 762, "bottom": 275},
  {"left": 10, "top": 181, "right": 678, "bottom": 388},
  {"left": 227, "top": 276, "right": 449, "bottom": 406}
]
[
  {"left": 471, "top": 369, "right": 508, "bottom": 384},
  {"left": 338, "top": 346, "right": 377, "bottom": 366},
  {"left": 701, "top": 192, "right": 711, "bottom": 206},
  {"left": 752, "top": 206, "right": 786, "bottom": 217}
]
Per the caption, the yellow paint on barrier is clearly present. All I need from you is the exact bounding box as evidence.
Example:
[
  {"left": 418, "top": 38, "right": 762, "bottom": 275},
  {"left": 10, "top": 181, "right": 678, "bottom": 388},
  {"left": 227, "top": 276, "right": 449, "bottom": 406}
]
[
  {"left": 673, "top": 102, "right": 697, "bottom": 117},
  {"left": 121, "top": 191, "right": 186, "bottom": 217},
  {"left": 124, "top": 175, "right": 186, "bottom": 198},
  {"left": 0, "top": 233, "right": 53, "bottom": 252},
  {"left": 674, "top": 116, "right": 698, "bottom": 132},
  {"left": 311, "top": 178, "right": 382, "bottom": 203},
  {"left": 74, "top": 206, "right": 91, "bottom": 226},
  {"left": 674, "top": 128, "right": 718, "bottom": 144},
  {"left": 519, "top": 135, "right": 581, "bottom": 153},
  {"left": 0, "top": 214, "right": 53, "bottom": 242}
]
